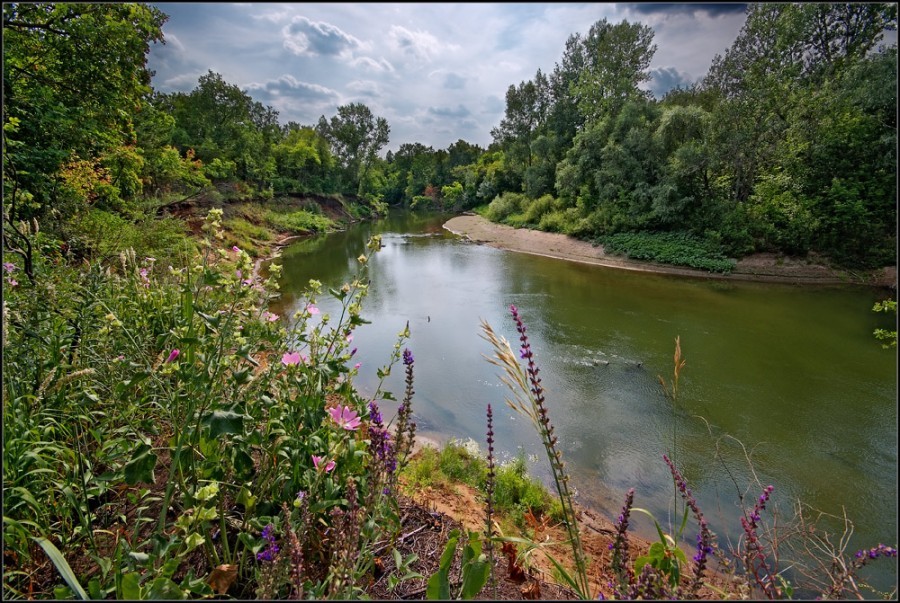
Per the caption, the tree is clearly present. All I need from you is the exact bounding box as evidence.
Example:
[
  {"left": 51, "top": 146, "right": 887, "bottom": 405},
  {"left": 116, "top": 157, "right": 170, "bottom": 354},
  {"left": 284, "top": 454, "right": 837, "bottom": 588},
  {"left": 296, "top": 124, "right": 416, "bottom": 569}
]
[
  {"left": 573, "top": 19, "right": 657, "bottom": 123},
  {"left": 3, "top": 2, "right": 167, "bottom": 277},
  {"left": 316, "top": 103, "right": 389, "bottom": 197}
]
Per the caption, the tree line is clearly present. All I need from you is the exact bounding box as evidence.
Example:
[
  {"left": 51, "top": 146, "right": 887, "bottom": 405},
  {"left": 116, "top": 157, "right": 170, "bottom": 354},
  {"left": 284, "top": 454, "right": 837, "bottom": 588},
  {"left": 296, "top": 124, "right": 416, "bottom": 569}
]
[{"left": 3, "top": 3, "right": 896, "bottom": 274}]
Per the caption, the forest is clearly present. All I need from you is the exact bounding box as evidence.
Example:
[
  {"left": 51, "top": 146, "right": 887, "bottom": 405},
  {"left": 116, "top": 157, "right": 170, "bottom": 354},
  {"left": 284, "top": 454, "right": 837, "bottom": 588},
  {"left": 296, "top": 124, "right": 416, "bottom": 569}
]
[
  {"left": 2, "top": 2, "right": 897, "bottom": 601},
  {"left": 4, "top": 3, "right": 897, "bottom": 276}
]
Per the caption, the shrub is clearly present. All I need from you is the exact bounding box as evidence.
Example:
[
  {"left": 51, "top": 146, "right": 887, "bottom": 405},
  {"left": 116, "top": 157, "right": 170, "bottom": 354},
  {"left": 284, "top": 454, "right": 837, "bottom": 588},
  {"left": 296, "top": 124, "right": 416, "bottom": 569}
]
[{"left": 484, "top": 192, "right": 527, "bottom": 223}]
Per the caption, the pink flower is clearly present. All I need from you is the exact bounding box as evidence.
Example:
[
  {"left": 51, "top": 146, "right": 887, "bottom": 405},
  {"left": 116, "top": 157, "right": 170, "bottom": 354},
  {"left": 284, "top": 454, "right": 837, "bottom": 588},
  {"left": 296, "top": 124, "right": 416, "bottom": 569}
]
[
  {"left": 312, "top": 455, "right": 335, "bottom": 473},
  {"left": 166, "top": 349, "right": 180, "bottom": 363},
  {"left": 232, "top": 246, "right": 240, "bottom": 253},
  {"left": 328, "top": 405, "right": 362, "bottom": 431},
  {"left": 7, "top": 278, "right": 17, "bottom": 287},
  {"left": 281, "top": 351, "right": 304, "bottom": 366},
  {"left": 264, "top": 312, "right": 279, "bottom": 322},
  {"left": 354, "top": 363, "right": 361, "bottom": 370},
  {"left": 346, "top": 333, "right": 354, "bottom": 343},
  {"left": 306, "top": 304, "right": 320, "bottom": 315},
  {"left": 3, "top": 262, "right": 15, "bottom": 273}
]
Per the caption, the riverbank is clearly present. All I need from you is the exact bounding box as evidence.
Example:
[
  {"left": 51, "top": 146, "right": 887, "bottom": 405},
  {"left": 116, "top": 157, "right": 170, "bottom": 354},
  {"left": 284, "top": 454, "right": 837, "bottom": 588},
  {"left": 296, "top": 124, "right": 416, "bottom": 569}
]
[{"left": 444, "top": 214, "right": 897, "bottom": 288}]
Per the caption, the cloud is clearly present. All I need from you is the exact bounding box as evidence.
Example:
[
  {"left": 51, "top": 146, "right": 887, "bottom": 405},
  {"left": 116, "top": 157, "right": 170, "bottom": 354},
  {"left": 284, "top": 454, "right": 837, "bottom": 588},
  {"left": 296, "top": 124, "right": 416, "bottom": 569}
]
[
  {"left": 350, "top": 56, "right": 395, "bottom": 73},
  {"left": 443, "top": 72, "right": 466, "bottom": 90},
  {"left": 625, "top": 3, "right": 747, "bottom": 18},
  {"left": 427, "top": 104, "right": 472, "bottom": 119},
  {"left": 245, "top": 74, "right": 340, "bottom": 103},
  {"left": 160, "top": 71, "right": 206, "bottom": 92},
  {"left": 346, "top": 79, "right": 382, "bottom": 99},
  {"left": 282, "top": 16, "right": 364, "bottom": 58},
  {"left": 646, "top": 66, "right": 696, "bottom": 98},
  {"left": 387, "top": 24, "right": 458, "bottom": 65}
]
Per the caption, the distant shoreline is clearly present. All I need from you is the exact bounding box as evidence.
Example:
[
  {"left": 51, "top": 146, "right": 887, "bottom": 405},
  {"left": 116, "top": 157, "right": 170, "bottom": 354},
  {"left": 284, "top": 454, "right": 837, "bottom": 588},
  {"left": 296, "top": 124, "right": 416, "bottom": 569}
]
[{"left": 443, "top": 214, "right": 897, "bottom": 288}]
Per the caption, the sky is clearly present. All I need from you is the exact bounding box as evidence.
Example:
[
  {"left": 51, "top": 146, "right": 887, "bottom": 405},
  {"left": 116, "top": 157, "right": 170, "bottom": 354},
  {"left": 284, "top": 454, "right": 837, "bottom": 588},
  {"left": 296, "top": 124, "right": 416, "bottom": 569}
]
[{"left": 147, "top": 3, "right": 753, "bottom": 152}]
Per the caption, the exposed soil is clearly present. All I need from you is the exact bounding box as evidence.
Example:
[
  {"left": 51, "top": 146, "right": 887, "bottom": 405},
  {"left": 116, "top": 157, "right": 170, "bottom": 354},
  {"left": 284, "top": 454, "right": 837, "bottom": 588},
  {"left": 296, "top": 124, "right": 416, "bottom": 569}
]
[
  {"left": 376, "top": 443, "right": 740, "bottom": 601},
  {"left": 444, "top": 214, "right": 897, "bottom": 288}
]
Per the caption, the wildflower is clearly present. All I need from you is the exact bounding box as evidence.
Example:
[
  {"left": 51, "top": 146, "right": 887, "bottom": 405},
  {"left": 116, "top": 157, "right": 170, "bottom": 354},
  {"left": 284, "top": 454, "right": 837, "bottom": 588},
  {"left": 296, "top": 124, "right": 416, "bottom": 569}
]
[
  {"left": 166, "top": 349, "right": 180, "bottom": 363},
  {"left": 281, "top": 351, "right": 304, "bottom": 366},
  {"left": 402, "top": 348, "right": 414, "bottom": 365},
  {"left": 306, "top": 303, "right": 320, "bottom": 315},
  {"left": 346, "top": 333, "right": 353, "bottom": 343},
  {"left": 3, "top": 262, "right": 15, "bottom": 273},
  {"left": 354, "top": 362, "right": 361, "bottom": 370},
  {"left": 256, "top": 523, "right": 280, "bottom": 562},
  {"left": 232, "top": 246, "right": 240, "bottom": 253},
  {"left": 7, "top": 278, "right": 17, "bottom": 287},
  {"left": 357, "top": 254, "right": 367, "bottom": 264},
  {"left": 368, "top": 401, "right": 383, "bottom": 426},
  {"left": 329, "top": 405, "right": 362, "bottom": 431},
  {"left": 312, "top": 455, "right": 336, "bottom": 473},
  {"left": 264, "top": 311, "right": 279, "bottom": 322}
]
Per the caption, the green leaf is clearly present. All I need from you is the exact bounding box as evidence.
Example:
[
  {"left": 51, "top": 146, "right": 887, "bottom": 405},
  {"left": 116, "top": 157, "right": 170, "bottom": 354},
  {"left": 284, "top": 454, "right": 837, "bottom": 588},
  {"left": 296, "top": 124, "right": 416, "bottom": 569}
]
[
  {"left": 146, "top": 577, "right": 185, "bottom": 600},
  {"left": 426, "top": 530, "right": 459, "bottom": 600},
  {"left": 202, "top": 410, "right": 244, "bottom": 437},
  {"left": 123, "top": 443, "right": 157, "bottom": 485},
  {"left": 33, "top": 537, "right": 88, "bottom": 600},
  {"left": 460, "top": 554, "right": 490, "bottom": 599}
]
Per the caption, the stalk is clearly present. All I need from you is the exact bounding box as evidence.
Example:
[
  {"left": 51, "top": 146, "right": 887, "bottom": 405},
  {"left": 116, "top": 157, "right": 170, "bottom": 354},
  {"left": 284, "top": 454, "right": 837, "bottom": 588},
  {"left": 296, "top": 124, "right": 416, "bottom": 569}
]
[{"left": 481, "top": 306, "right": 590, "bottom": 598}]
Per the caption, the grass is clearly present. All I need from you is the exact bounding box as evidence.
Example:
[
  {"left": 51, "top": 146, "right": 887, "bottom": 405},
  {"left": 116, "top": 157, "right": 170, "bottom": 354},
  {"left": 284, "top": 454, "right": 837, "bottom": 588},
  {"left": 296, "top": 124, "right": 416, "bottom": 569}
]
[{"left": 402, "top": 440, "right": 563, "bottom": 530}]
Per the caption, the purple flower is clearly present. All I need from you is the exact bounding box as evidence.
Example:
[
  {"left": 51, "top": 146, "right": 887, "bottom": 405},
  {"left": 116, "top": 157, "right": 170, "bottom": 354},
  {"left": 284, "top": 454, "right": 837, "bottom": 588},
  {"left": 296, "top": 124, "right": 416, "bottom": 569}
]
[
  {"left": 166, "top": 349, "right": 180, "bottom": 363},
  {"left": 402, "top": 348, "right": 414, "bottom": 365},
  {"left": 368, "top": 401, "right": 383, "bottom": 426},
  {"left": 256, "top": 523, "right": 280, "bottom": 562},
  {"left": 232, "top": 246, "right": 240, "bottom": 253},
  {"left": 3, "top": 262, "right": 16, "bottom": 273}
]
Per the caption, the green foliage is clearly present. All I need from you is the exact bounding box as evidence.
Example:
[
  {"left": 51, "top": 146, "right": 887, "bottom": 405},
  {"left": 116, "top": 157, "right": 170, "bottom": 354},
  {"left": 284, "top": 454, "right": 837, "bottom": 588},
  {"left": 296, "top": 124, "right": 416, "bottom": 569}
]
[
  {"left": 2, "top": 214, "right": 413, "bottom": 599},
  {"left": 873, "top": 299, "right": 898, "bottom": 349},
  {"left": 263, "top": 209, "right": 334, "bottom": 235},
  {"left": 425, "top": 529, "right": 490, "bottom": 600},
  {"left": 599, "top": 231, "right": 736, "bottom": 273},
  {"left": 484, "top": 192, "right": 528, "bottom": 223}
]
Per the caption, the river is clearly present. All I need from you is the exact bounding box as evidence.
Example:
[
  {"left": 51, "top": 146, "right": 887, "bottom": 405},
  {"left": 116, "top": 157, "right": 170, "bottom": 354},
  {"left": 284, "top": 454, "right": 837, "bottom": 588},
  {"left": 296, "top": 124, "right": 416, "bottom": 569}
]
[{"left": 266, "top": 210, "right": 898, "bottom": 596}]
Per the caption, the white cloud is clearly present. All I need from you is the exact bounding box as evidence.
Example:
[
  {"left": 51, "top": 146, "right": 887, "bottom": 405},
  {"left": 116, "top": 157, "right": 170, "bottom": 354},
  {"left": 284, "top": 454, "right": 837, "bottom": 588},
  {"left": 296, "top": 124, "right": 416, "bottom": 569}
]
[
  {"left": 282, "top": 16, "right": 366, "bottom": 58},
  {"left": 245, "top": 74, "right": 340, "bottom": 103},
  {"left": 387, "top": 24, "right": 458, "bottom": 66},
  {"left": 351, "top": 56, "right": 395, "bottom": 73}
]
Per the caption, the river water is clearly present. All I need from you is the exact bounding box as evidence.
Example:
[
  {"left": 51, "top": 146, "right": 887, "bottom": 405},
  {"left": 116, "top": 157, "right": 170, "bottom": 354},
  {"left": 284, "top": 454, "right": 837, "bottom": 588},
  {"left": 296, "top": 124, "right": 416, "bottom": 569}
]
[{"left": 267, "top": 210, "right": 897, "bottom": 595}]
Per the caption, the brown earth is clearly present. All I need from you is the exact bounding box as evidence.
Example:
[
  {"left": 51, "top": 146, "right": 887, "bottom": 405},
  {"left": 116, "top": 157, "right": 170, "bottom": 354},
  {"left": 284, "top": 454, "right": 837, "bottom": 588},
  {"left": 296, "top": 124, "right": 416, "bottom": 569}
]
[
  {"left": 377, "top": 442, "right": 741, "bottom": 601},
  {"left": 444, "top": 214, "right": 897, "bottom": 288}
]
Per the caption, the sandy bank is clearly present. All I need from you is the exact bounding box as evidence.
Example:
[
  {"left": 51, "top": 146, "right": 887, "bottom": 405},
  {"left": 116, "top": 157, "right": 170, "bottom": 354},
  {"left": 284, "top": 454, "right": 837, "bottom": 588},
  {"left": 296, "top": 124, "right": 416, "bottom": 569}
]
[{"left": 444, "top": 214, "right": 897, "bottom": 287}]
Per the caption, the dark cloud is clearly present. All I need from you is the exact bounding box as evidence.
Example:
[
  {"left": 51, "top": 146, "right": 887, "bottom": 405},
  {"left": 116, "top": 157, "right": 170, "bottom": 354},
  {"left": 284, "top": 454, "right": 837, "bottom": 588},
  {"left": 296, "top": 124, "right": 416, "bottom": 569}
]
[
  {"left": 625, "top": 3, "right": 747, "bottom": 18},
  {"left": 282, "top": 16, "right": 361, "bottom": 57},
  {"left": 647, "top": 66, "right": 695, "bottom": 98},
  {"left": 427, "top": 104, "right": 472, "bottom": 118}
]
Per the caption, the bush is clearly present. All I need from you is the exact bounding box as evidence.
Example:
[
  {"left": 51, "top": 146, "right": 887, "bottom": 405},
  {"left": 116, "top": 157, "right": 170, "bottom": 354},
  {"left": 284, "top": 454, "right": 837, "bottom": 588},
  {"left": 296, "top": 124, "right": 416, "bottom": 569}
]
[
  {"left": 484, "top": 192, "right": 527, "bottom": 223},
  {"left": 263, "top": 209, "right": 333, "bottom": 234}
]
